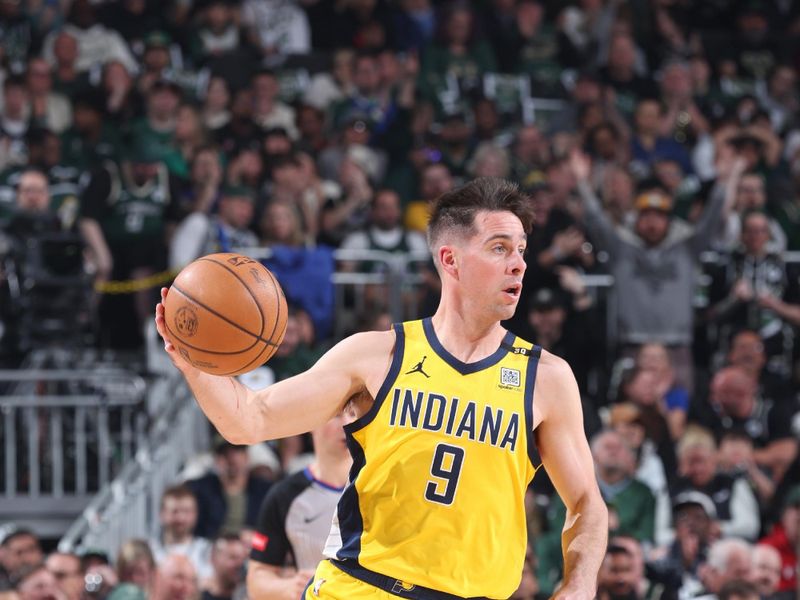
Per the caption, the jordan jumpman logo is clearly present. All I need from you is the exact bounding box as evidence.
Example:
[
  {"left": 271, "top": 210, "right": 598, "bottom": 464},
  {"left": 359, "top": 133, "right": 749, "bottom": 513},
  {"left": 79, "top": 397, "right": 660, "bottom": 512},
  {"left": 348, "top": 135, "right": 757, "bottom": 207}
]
[{"left": 405, "top": 356, "right": 430, "bottom": 378}]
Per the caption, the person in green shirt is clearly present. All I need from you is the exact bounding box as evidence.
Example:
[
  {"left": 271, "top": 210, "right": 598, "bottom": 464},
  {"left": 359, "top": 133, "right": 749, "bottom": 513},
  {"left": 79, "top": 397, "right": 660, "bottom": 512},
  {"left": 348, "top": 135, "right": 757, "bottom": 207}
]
[
  {"left": 418, "top": 5, "right": 497, "bottom": 113},
  {"left": 60, "top": 89, "right": 123, "bottom": 171}
]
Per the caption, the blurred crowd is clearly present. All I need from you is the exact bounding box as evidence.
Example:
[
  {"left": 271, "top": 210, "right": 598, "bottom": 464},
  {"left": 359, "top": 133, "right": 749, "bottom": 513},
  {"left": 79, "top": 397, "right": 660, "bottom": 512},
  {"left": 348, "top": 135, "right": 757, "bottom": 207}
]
[{"left": 1, "top": 0, "right": 800, "bottom": 598}]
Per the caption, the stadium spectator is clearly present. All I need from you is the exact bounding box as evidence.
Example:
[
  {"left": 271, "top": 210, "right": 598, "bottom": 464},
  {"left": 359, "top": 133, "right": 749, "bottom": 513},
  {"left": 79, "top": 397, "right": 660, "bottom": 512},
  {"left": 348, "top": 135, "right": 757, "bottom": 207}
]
[
  {"left": 635, "top": 342, "right": 690, "bottom": 440},
  {"left": 241, "top": 0, "right": 311, "bottom": 59},
  {"left": 673, "top": 427, "right": 760, "bottom": 540},
  {"left": 696, "top": 538, "right": 754, "bottom": 599},
  {"left": 693, "top": 366, "right": 798, "bottom": 483},
  {"left": 42, "top": 0, "right": 137, "bottom": 74},
  {"left": 201, "top": 77, "right": 231, "bottom": 134},
  {"left": 596, "top": 544, "right": 645, "bottom": 600},
  {"left": 717, "top": 430, "right": 776, "bottom": 506},
  {"left": 13, "top": 563, "right": 63, "bottom": 600},
  {"left": 759, "top": 485, "right": 799, "bottom": 594},
  {"left": 150, "top": 554, "right": 197, "bottom": 600},
  {"left": 44, "top": 553, "right": 82, "bottom": 600},
  {"left": 250, "top": 70, "right": 297, "bottom": 140},
  {"left": 201, "top": 533, "right": 248, "bottom": 600},
  {"left": 187, "top": 439, "right": 271, "bottom": 540},
  {"left": 0, "top": 528, "right": 43, "bottom": 592},
  {"left": 100, "top": 61, "right": 140, "bottom": 126},
  {"left": 61, "top": 89, "right": 122, "bottom": 170},
  {"left": 0, "top": 76, "right": 31, "bottom": 171},
  {"left": 150, "top": 485, "right": 212, "bottom": 581},
  {"left": 25, "top": 57, "right": 72, "bottom": 134},
  {"left": 114, "top": 540, "right": 155, "bottom": 596},
  {"left": 50, "top": 31, "right": 87, "bottom": 99},
  {"left": 570, "top": 148, "right": 737, "bottom": 392},
  {"left": 750, "top": 544, "right": 783, "bottom": 600}
]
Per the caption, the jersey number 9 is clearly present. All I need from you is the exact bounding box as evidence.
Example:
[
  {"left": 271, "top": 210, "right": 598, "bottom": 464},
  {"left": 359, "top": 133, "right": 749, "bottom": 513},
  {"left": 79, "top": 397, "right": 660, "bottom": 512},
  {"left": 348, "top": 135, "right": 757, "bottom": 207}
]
[{"left": 425, "top": 443, "right": 465, "bottom": 506}]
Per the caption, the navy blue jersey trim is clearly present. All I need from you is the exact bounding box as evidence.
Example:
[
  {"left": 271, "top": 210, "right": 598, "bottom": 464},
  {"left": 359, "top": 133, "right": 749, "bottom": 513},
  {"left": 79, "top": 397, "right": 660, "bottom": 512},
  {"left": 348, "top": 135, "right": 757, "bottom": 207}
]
[
  {"left": 422, "top": 318, "right": 515, "bottom": 375},
  {"left": 331, "top": 560, "right": 490, "bottom": 600},
  {"left": 344, "top": 322, "right": 405, "bottom": 435},
  {"left": 524, "top": 345, "right": 542, "bottom": 467},
  {"left": 303, "top": 467, "right": 345, "bottom": 493},
  {"left": 335, "top": 433, "right": 367, "bottom": 560}
]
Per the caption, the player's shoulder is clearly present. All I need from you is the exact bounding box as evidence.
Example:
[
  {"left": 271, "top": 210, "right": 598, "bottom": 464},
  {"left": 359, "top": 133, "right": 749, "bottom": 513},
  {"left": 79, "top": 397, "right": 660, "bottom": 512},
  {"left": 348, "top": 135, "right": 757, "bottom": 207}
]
[
  {"left": 331, "top": 328, "right": 397, "bottom": 360},
  {"left": 533, "top": 349, "right": 579, "bottom": 401}
]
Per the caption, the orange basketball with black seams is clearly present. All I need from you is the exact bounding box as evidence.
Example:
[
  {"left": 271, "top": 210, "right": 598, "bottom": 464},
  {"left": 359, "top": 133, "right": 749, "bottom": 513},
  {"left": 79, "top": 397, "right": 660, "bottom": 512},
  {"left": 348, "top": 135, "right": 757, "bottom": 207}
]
[{"left": 164, "top": 253, "right": 288, "bottom": 376}]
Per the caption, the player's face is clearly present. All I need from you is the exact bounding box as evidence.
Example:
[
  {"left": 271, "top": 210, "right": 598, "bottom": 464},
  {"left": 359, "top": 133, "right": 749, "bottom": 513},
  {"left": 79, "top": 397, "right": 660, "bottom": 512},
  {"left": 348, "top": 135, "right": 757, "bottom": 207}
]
[{"left": 457, "top": 210, "right": 526, "bottom": 321}]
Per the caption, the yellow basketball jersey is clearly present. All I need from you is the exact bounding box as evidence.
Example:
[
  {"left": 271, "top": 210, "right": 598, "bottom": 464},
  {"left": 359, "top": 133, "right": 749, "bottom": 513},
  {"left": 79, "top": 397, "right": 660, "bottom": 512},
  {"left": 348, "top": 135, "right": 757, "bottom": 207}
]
[{"left": 323, "top": 318, "right": 541, "bottom": 599}]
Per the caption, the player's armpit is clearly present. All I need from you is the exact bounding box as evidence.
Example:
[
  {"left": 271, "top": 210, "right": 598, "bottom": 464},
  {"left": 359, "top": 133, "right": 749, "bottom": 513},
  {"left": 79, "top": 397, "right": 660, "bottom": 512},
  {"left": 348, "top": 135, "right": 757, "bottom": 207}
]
[{"left": 231, "top": 329, "right": 396, "bottom": 442}]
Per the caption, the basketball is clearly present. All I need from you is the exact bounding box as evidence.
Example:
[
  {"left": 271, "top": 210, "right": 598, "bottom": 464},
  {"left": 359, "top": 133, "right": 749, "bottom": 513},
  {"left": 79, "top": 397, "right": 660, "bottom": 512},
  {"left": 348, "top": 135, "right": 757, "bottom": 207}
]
[{"left": 163, "top": 253, "right": 288, "bottom": 376}]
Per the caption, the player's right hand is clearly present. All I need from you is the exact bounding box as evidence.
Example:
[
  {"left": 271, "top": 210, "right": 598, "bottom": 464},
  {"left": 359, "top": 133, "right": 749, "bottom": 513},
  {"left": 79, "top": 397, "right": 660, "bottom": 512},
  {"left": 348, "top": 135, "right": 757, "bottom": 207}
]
[{"left": 155, "top": 287, "right": 194, "bottom": 374}]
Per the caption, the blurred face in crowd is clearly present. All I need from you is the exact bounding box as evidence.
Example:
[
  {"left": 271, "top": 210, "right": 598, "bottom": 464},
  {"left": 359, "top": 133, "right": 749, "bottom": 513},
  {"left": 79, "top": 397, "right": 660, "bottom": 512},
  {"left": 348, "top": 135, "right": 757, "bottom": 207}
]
[
  {"left": 445, "top": 8, "right": 472, "bottom": 45},
  {"left": 674, "top": 504, "right": 712, "bottom": 542},
  {"left": 53, "top": 32, "right": 78, "bottom": 66},
  {"left": 263, "top": 131, "right": 292, "bottom": 156},
  {"left": 252, "top": 73, "right": 278, "bottom": 105},
  {"left": 16, "top": 566, "right": 62, "bottom": 600},
  {"left": 710, "top": 368, "right": 756, "bottom": 419},
  {"left": 3, "top": 83, "right": 28, "bottom": 119},
  {"left": 205, "top": 77, "right": 230, "bottom": 112},
  {"left": 297, "top": 105, "right": 325, "bottom": 140},
  {"left": 144, "top": 46, "right": 170, "bottom": 73},
  {"left": 603, "top": 168, "right": 634, "bottom": 213},
  {"left": 591, "top": 431, "right": 634, "bottom": 483},
  {"left": 514, "top": 126, "right": 546, "bottom": 164},
  {"left": 103, "top": 61, "right": 132, "bottom": 94},
  {"left": 653, "top": 160, "right": 683, "bottom": 193},
  {"left": 589, "top": 124, "right": 618, "bottom": 160},
  {"left": 661, "top": 62, "right": 692, "bottom": 98},
  {"left": 781, "top": 502, "right": 799, "bottom": 545},
  {"left": 1, "top": 533, "right": 43, "bottom": 577},
  {"left": 473, "top": 148, "right": 509, "bottom": 179},
  {"left": 160, "top": 494, "right": 198, "bottom": 540},
  {"left": 27, "top": 58, "right": 52, "bottom": 95},
  {"left": 740, "top": 212, "right": 770, "bottom": 257},
  {"left": 40, "top": 133, "right": 61, "bottom": 168},
  {"left": 16, "top": 171, "right": 50, "bottom": 213},
  {"left": 152, "top": 555, "right": 196, "bottom": 600},
  {"left": 751, "top": 545, "right": 782, "bottom": 596},
  {"left": 598, "top": 549, "right": 639, "bottom": 600},
  {"left": 608, "top": 34, "right": 636, "bottom": 74},
  {"left": 634, "top": 100, "right": 661, "bottom": 137},
  {"left": 219, "top": 194, "right": 254, "bottom": 230},
  {"left": 175, "top": 105, "right": 201, "bottom": 142},
  {"left": 45, "top": 553, "right": 83, "bottom": 600},
  {"left": 206, "top": 1, "right": 232, "bottom": 32},
  {"left": 420, "top": 164, "right": 453, "bottom": 201},
  {"left": 191, "top": 149, "right": 222, "bottom": 187},
  {"left": 768, "top": 65, "right": 796, "bottom": 100},
  {"left": 528, "top": 305, "right": 566, "bottom": 345},
  {"left": 275, "top": 314, "right": 301, "bottom": 357},
  {"left": 635, "top": 207, "right": 670, "bottom": 247},
  {"left": 717, "top": 436, "right": 754, "bottom": 472},
  {"left": 736, "top": 174, "right": 766, "bottom": 209},
  {"left": 371, "top": 189, "right": 402, "bottom": 231},
  {"left": 148, "top": 87, "right": 180, "bottom": 122},
  {"left": 474, "top": 99, "right": 498, "bottom": 136},
  {"left": 354, "top": 56, "right": 380, "bottom": 96},
  {"left": 679, "top": 443, "right": 717, "bottom": 487},
  {"left": 231, "top": 88, "right": 254, "bottom": 120},
  {"left": 216, "top": 446, "right": 249, "bottom": 482},
  {"left": 261, "top": 201, "right": 300, "bottom": 245},
  {"left": 211, "top": 538, "right": 248, "bottom": 589},
  {"left": 636, "top": 343, "right": 670, "bottom": 376},
  {"left": 343, "top": 120, "right": 371, "bottom": 146},
  {"left": 727, "top": 331, "right": 766, "bottom": 378}
]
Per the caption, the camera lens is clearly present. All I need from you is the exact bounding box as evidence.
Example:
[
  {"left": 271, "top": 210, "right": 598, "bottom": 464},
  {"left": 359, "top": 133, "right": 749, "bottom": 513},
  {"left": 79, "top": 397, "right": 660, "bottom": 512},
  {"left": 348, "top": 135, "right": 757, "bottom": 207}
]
[{"left": 85, "top": 572, "right": 103, "bottom": 593}]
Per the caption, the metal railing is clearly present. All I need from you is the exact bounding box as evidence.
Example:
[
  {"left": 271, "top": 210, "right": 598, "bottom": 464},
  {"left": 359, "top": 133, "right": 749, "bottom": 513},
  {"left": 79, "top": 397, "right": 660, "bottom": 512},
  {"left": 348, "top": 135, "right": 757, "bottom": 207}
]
[
  {"left": 59, "top": 373, "right": 209, "bottom": 555},
  {"left": 0, "top": 349, "right": 148, "bottom": 539}
]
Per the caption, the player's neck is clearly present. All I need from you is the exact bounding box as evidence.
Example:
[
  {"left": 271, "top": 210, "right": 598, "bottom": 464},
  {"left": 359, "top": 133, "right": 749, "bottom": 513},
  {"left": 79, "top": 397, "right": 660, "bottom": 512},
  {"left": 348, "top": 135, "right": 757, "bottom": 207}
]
[
  {"left": 430, "top": 304, "right": 507, "bottom": 363},
  {"left": 309, "top": 457, "right": 349, "bottom": 489}
]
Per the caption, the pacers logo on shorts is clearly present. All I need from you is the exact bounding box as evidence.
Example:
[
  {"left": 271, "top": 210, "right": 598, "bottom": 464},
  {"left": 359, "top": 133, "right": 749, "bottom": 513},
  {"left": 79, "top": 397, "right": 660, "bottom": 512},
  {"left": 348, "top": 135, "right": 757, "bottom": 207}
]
[
  {"left": 175, "top": 307, "right": 198, "bottom": 337},
  {"left": 390, "top": 580, "right": 416, "bottom": 594}
]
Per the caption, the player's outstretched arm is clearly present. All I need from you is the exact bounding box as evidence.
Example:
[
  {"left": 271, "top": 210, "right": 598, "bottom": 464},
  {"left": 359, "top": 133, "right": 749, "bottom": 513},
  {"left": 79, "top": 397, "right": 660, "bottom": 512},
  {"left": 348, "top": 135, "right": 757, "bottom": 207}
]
[
  {"left": 534, "top": 352, "right": 607, "bottom": 600},
  {"left": 155, "top": 288, "right": 394, "bottom": 443}
]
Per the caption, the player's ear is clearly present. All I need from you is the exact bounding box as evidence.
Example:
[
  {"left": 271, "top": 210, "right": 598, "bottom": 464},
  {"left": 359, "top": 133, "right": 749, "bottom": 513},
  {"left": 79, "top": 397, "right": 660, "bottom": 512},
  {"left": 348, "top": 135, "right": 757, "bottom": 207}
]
[{"left": 439, "top": 245, "right": 458, "bottom": 277}]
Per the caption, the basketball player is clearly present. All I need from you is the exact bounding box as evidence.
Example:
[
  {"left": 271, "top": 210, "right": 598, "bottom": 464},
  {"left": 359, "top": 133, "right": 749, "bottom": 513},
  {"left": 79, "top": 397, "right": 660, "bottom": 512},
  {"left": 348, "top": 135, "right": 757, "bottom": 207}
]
[{"left": 155, "top": 178, "right": 608, "bottom": 599}]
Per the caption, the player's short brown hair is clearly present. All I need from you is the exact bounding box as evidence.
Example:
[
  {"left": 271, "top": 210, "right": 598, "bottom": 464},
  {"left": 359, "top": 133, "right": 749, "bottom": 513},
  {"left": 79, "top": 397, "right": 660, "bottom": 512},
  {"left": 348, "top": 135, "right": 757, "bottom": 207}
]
[{"left": 427, "top": 177, "right": 534, "bottom": 252}]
